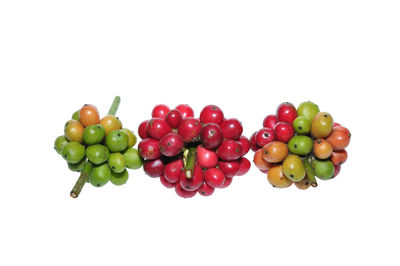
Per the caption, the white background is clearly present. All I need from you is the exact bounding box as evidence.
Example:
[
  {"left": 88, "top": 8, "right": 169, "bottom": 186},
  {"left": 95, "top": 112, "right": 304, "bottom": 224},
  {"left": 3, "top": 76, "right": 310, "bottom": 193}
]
[{"left": 1, "top": 1, "right": 399, "bottom": 265}]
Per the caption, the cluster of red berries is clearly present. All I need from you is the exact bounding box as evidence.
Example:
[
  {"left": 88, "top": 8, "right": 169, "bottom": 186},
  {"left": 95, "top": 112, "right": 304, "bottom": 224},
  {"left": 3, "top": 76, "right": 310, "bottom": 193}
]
[{"left": 138, "top": 104, "right": 251, "bottom": 198}]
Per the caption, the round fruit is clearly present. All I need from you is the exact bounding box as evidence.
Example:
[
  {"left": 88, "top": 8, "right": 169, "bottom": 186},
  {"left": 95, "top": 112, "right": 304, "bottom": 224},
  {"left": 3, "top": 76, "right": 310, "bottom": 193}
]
[
  {"left": 68, "top": 158, "right": 86, "bottom": 172},
  {"left": 237, "top": 157, "right": 251, "bottom": 176},
  {"left": 90, "top": 163, "right": 111, "bottom": 187},
  {"left": 200, "top": 123, "right": 223, "bottom": 149},
  {"left": 293, "top": 116, "right": 311, "bottom": 135},
  {"left": 72, "top": 110, "right": 80, "bottom": 120},
  {"left": 138, "top": 138, "right": 161, "bottom": 160},
  {"left": 295, "top": 177, "right": 311, "bottom": 190},
  {"left": 108, "top": 153, "right": 126, "bottom": 173},
  {"left": 276, "top": 102, "right": 297, "bottom": 124},
  {"left": 178, "top": 118, "right": 202, "bottom": 143},
  {"left": 267, "top": 165, "right": 293, "bottom": 188},
  {"left": 220, "top": 118, "right": 243, "bottom": 140},
  {"left": 143, "top": 159, "right": 164, "bottom": 178},
  {"left": 159, "top": 133, "right": 184, "bottom": 157},
  {"left": 274, "top": 122, "right": 294, "bottom": 143},
  {"left": 216, "top": 140, "right": 243, "bottom": 161},
  {"left": 79, "top": 104, "right": 100, "bottom": 127},
  {"left": 138, "top": 120, "right": 149, "bottom": 139},
  {"left": 253, "top": 149, "right": 273, "bottom": 170},
  {"left": 175, "top": 182, "right": 196, "bottom": 198},
  {"left": 105, "top": 130, "right": 129, "bottom": 152},
  {"left": 282, "top": 155, "right": 306, "bottom": 182},
  {"left": 180, "top": 166, "right": 204, "bottom": 191},
  {"left": 263, "top": 114, "right": 277, "bottom": 129},
  {"left": 86, "top": 144, "right": 110, "bottom": 165},
  {"left": 110, "top": 169, "right": 129, "bottom": 186},
  {"left": 250, "top": 131, "right": 260, "bottom": 151},
  {"left": 100, "top": 115, "right": 122, "bottom": 135},
  {"left": 54, "top": 135, "right": 68, "bottom": 154},
  {"left": 238, "top": 136, "right": 250, "bottom": 155},
  {"left": 288, "top": 135, "right": 313, "bottom": 156},
  {"left": 205, "top": 168, "right": 225, "bottom": 188},
  {"left": 297, "top": 101, "right": 320, "bottom": 122},
  {"left": 326, "top": 126, "right": 351, "bottom": 151},
  {"left": 313, "top": 139, "right": 333, "bottom": 159},
  {"left": 122, "top": 128, "right": 137, "bottom": 148},
  {"left": 175, "top": 104, "right": 194, "bottom": 119},
  {"left": 152, "top": 104, "right": 170, "bottom": 120},
  {"left": 160, "top": 175, "right": 174, "bottom": 188},
  {"left": 164, "top": 159, "right": 183, "bottom": 183},
  {"left": 312, "top": 159, "right": 335, "bottom": 180},
  {"left": 200, "top": 105, "right": 224, "bottom": 125},
  {"left": 311, "top": 112, "right": 333, "bottom": 139},
  {"left": 197, "top": 146, "right": 218, "bottom": 169},
  {"left": 334, "top": 164, "right": 341, "bottom": 177},
  {"left": 123, "top": 148, "right": 143, "bottom": 169},
  {"left": 82, "top": 124, "right": 105, "bottom": 145},
  {"left": 331, "top": 150, "right": 348, "bottom": 165},
  {"left": 218, "top": 160, "right": 240, "bottom": 178},
  {"left": 165, "top": 109, "right": 182, "bottom": 128},
  {"left": 198, "top": 182, "right": 215, "bottom": 196},
  {"left": 64, "top": 120, "right": 84, "bottom": 143},
  {"left": 262, "top": 141, "right": 288, "bottom": 163},
  {"left": 255, "top": 128, "right": 274, "bottom": 147},
  {"left": 62, "top": 141, "right": 86, "bottom": 164},
  {"left": 221, "top": 177, "right": 233, "bottom": 188},
  {"left": 146, "top": 118, "right": 172, "bottom": 140}
]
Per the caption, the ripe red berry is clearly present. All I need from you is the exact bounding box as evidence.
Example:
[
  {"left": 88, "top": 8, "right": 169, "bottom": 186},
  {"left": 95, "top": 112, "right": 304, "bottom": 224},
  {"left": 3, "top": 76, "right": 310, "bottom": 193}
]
[
  {"left": 200, "top": 123, "right": 223, "bottom": 149},
  {"left": 196, "top": 146, "right": 218, "bottom": 169},
  {"left": 159, "top": 133, "right": 184, "bottom": 157},
  {"left": 175, "top": 182, "right": 197, "bottom": 198},
  {"left": 143, "top": 159, "right": 164, "bottom": 178},
  {"left": 220, "top": 118, "right": 243, "bottom": 140},
  {"left": 238, "top": 136, "right": 250, "bottom": 156},
  {"left": 205, "top": 168, "right": 225, "bottom": 188},
  {"left": 263, "top": 114, "right": 277, "bottom": 129},
  {"left": 152, "top": 104, "right": 170, "bottom": 120},
  {"left": 180, "top": 166, "right": 204, "bottom": 191},
  {"left": 274, "top": 122, "right": 294, "bottom": 143},
  {"left": 146, "top": 118, "right": 172, "bottom": 140},
  {"left": 237, "top": 157, "right": 251, "bottom": 176},
  {"left": 200, "top": 105, "right": 224, "bottom": 125},
  {"left": 334, "top": 164, "right": 341, "bottom": 177},
  {"left": 138, "top": 120, "right": 149, "bottom": 139},
  {"left": 221, "top": 177, "right": 233, "bottom": 188},
  {"left": 249, "top": 131, "right": 260, "bottom": 151},
  {"left": 197, "top": 182, "right": 215, "bottom": 196},
  {"left": 216, "top": 140, "right": 243, "bottom": 161},
  {"left": 255, "top": 128, "right": 274, "bottom": 147},
  {"left": 165, "top": 109, "right": 182, "bottom": 128},
  {"left": 177, "top": 117, "right": 202, "bottom": 142},
  {"left": 164, "top": 159, "right": 183, "bottom": 183},
  {"left": 160, "top": 175, "right": 174, "bottom": 188},
  {"left": 138, "top": 138, "right": 161, "bottom": 160},
  {"left": 175, "top": 104, "right": 194, "bottom": 119},
  {"left": 276, "top": 102, "right": 297, "bottom": 124},
  {"left": 218, "top": 160, "right": 240, "bottom": 178}
]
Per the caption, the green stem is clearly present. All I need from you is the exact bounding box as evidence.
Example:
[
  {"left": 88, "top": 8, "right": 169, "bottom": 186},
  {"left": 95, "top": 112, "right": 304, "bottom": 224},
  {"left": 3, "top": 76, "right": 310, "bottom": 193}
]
[
  {"left": 304, "top": 159, "right": 318, "bottom": 187},
  {"left": 108, "top": 96, "right": 121, "bottom": 115},
  {"left": 184, "top": 147, "right": 197, "bottom": 178},
  {"left": 70, "top": 162, "right": 93, "bottom": 198}
]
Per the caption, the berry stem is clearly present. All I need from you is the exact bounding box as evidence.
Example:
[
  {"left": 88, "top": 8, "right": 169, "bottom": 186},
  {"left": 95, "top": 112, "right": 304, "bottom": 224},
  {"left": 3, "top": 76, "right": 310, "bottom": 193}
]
[
  {"left": 70, "top": 161, "right": 93, "bottom": 198},
  {"left": 304, "top": 159, "right": 317, "bottom": 187},
  {"left": 184, "top": 147, "right": 197, "bottom": 178},
  {"left": 108, "top": 96, "right": 121, "bottom": 116}
]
